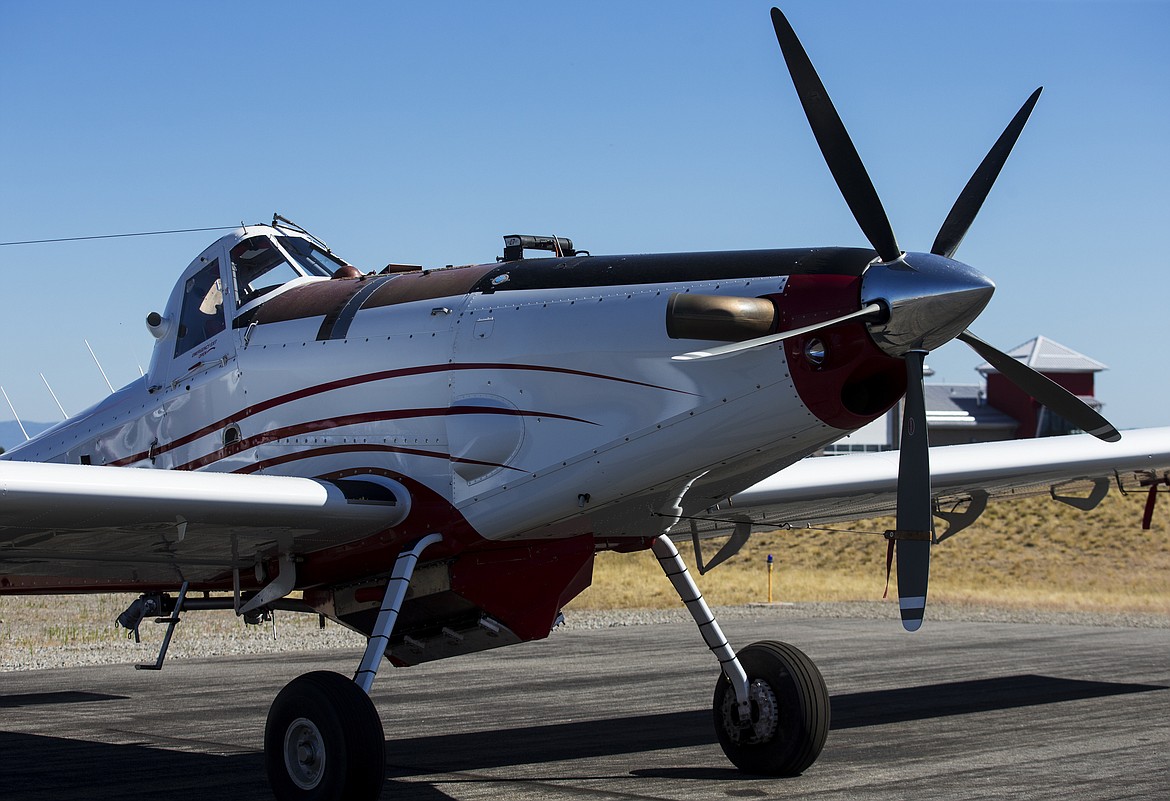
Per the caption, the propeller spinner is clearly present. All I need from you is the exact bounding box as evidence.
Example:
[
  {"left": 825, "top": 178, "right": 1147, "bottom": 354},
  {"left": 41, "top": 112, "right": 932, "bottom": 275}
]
[{"left": 767, "top": 7, "right": 1120, "bottom": 630}]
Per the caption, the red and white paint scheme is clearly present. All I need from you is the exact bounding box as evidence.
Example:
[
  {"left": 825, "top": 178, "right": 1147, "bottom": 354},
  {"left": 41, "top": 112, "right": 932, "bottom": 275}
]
[{"left": 2, "top": 9, "right": 1167, "bottom": 800}]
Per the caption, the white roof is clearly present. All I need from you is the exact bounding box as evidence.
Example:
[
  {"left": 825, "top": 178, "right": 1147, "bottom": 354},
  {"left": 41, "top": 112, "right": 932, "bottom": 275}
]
[{"left": 977, "top": 335, "right": 1108, "bottom": 374}]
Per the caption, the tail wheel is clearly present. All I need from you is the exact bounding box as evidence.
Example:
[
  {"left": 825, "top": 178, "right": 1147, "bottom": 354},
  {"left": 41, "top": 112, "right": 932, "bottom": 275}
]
[
  {"left": 712, "top": 640, "right": 830, "bottom": 776},
  {"left": 265, "top": 671, "right": 385, "bottom": 801}
]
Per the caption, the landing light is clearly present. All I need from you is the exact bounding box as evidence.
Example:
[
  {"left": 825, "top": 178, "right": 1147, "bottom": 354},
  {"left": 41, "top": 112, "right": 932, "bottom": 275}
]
[
  {"left": 804, "top": 338, "right": 827, "bottom": 366},
  {"left": 145, "top": 311, "right": 171, "bottom": 340}
]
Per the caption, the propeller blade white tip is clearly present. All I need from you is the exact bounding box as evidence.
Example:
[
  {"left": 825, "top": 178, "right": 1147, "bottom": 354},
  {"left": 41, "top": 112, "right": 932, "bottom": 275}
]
[{"left": 899, "top": 595, "right": 926, "bottom": 632}]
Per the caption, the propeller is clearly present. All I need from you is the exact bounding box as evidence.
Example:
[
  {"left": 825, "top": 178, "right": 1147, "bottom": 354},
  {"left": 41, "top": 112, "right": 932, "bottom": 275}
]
[{"left": 766, "top": 7, "right": 1122, "bottom": 630}]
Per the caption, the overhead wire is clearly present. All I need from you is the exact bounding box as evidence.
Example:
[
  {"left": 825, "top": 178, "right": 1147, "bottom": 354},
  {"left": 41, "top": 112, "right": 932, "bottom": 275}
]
[{"left": 0, "top": 225, "right": 240, "bottom": 247}]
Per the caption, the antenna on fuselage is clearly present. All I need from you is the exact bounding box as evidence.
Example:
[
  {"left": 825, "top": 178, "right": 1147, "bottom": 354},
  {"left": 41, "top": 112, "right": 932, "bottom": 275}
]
[
  {"left": 1, "top": 386, "right": 29, "bottom": 441},
  {"left": 84, "top": 339, "right": 115, "bottom": 393},
  {"left": 40, "top": 373, "right": 68, "bottom": 419}
]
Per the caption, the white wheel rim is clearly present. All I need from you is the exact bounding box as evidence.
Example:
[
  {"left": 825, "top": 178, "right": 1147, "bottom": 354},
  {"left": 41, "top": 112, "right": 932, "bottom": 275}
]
[{"left": 284, "top": 716, "right": 326, "bottom": 790}]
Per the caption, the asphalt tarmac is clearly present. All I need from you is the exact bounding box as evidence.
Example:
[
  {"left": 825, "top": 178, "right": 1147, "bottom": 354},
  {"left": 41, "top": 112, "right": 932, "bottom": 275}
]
[{"left": 1, "top": 614, "right": 1166, "bottom": 800}]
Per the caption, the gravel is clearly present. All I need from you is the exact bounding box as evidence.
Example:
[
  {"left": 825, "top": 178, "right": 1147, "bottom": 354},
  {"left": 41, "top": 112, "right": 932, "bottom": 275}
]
[
  {"left": 2, "top": 600, "right": 1165, "bottom": 673},
  {"left": 563, "top": 601, "right": 1170, "bottom": 630}
]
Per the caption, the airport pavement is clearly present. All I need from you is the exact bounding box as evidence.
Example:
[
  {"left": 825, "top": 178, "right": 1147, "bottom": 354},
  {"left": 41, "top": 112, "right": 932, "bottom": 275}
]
[{"left": 0, "top": 613, "right": 1166, "bottom": 800}]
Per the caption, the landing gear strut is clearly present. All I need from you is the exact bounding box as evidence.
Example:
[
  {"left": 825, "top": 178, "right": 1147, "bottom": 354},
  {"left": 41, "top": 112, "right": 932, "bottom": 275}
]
[
  {"left": 264, "top": 534, "right": 443, "bottom": 801},
  {"left": 652, "top": 534, "right": 830, "bottom": 776}
]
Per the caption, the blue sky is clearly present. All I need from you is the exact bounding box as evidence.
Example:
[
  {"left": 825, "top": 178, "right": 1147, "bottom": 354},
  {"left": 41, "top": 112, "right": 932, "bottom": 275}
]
[{"left": 1, "top": 1, "right": 1167, "bottom": 431}]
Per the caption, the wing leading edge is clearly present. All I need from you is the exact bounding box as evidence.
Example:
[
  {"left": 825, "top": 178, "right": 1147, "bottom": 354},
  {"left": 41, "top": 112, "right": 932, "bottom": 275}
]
[
  {"left": 0, "top": 462, "right": 398, "bottom": 589},
  {"left": 691, "top": 427, "right": 1170, "bottom": 537}
]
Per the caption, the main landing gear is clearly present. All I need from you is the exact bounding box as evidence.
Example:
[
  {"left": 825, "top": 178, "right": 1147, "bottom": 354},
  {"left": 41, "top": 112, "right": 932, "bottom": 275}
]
[
  {"left": 262, "top": 531, "right": 826, "bottom": 799},
  {"left": 652, "top": 535, "right": 830, "bottom": 776},
  {"left": 265, "top": 671, "right": 385, "bottom": 799},
  {"left": 264, "top": 533, "right": 443, "bottom": 801}
]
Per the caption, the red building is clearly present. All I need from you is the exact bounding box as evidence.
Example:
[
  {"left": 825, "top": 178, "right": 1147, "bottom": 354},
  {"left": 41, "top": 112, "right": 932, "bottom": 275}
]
[
  {"left": 978, "top": 336, "right": 1107, "bottom": 439},
  {"left": 823, "top": 335, "right": 1109, "bottom": 453}
]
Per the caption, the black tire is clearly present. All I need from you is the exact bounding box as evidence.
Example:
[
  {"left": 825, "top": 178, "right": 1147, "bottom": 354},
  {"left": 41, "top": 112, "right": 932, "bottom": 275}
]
[
  {"left": 712, "top": 640, "right": 830, "bottom": 776},
  {"left": 264, "top": 671, "right": 386, "bottom": 801}
]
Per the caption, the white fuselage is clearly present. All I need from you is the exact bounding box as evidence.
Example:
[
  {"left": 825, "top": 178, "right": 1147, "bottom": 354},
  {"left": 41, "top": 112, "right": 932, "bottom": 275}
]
[{"left": 3, "top": 228, "right": 874, "bottom": 546}]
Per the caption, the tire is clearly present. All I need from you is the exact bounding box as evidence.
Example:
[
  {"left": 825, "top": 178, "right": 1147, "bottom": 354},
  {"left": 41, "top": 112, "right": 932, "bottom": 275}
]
[
  {"left": 712, "top": 640, "right": 830, "bottom": 776},
  {"left": 265, "top": 671, "right": 386, "bottom": 801}
]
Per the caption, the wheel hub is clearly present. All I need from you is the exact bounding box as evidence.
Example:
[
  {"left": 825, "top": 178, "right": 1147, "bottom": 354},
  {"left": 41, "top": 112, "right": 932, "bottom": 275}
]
[
  {"left": 722, "top": 678, "right": 780, "bottom": 745},
  {"left": 284, "top": 717, "right": 326, "bottom": 790}
]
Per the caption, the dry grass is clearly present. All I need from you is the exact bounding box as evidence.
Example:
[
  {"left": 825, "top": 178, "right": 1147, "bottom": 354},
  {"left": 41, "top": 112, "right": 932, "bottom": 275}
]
[
  {"left": 568, "top": 490, "right": 1170, "bottom": 615},
  {"left": 0, "top": 491, "right": 1165, "bottom": 658},
  {"left": 0, "top": 592, "right": 348, "bottom": 657}
]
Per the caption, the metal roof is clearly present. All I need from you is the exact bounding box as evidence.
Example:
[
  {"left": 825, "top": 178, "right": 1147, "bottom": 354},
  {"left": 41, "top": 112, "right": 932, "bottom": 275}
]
[
  {"left": 976, "top": 335, "right": 1108, "bottom": 374},
  {"left": 924, "top": 384, "right": 1018, "bottom": 429}
]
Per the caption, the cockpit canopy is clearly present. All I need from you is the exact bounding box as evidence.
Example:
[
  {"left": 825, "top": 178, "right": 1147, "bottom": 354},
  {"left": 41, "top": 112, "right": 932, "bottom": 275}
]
[
  {"left": 152, "top": 226, "right": 357, "bottom": 380},
  {"left": 231, "top": 235, "right": 349, "bottom": 309}
]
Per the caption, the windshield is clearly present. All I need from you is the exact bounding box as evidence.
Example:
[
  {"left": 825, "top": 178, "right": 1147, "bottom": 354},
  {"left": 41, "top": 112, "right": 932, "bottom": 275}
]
[
  {"left": 278, "top": 236, "right": 353, "bottom": 277},
  {"left": 231, "top": 236, "right": 306, "bottom": 307}
]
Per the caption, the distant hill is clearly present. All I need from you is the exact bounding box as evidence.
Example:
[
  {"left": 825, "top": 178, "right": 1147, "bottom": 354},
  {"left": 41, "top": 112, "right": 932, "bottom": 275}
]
[{"left": 0, "top": 420, "right": 57, "bottom": 453}]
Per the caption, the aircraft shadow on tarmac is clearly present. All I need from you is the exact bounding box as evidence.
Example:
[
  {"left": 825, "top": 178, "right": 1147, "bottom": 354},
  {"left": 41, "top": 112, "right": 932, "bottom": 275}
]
[
  {"left": 382, "top": 674, "right": 1167, "bottom": 775},
  {"left": 0, "top": 674, "right": 1163, "bottom": 800},
  {"left": 0, "top": 690, "right": 129, "bottom": 709}
]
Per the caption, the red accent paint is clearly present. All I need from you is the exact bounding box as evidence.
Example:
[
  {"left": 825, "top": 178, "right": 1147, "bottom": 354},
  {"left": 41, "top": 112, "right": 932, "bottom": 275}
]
[
  {"left": 353, "top": 586, "right": 385, "bottom": 604},
  {"left": 110, "top": 363, "right": 691, "bottom": 467},
  {"left": 775, "top": 274, "right": 907, "bottom": 430},
  {"left": 290, "top": 466, "right": 486, "bottom": 588},
  {"left": 345, "top": 536, "right": 596, "bottom": 636},
  {"left": 293, "top": 467, "right": 596, "bottom": 642},
  {"left": 449, "top": 535, "right": 595, "bottom": 642}
]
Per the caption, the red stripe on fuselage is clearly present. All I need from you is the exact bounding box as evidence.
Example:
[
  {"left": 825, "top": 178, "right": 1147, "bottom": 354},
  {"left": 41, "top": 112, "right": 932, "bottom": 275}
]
[
  {"left": 172, "top": 406, "right": 593, "bottom": 471},
  {"left": 110, "top": 362, "right": 687, "bottom": 467}
]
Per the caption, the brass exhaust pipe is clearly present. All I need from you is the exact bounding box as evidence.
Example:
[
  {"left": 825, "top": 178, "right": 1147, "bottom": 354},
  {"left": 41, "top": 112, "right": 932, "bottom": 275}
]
[{"left": 665, "top": 293, "right": 777, "bottom": 342}]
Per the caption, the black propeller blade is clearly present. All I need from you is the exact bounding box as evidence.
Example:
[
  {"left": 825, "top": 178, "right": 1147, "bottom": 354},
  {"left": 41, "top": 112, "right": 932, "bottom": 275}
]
[
  {"left": 932, "top": 88, "right": 1043, "bottom": 259},
  {"left": 957, "top": 330, "right": 1121, "bottom": 442},
  {"left": 894, "top": 350, "right": 932, "bottom": 631},
  {"left": 766, "top": 7, "right": 1121, "bottom": 631},
  {"left": 770, "top": 7, "right": 901, "bottom": 263}
]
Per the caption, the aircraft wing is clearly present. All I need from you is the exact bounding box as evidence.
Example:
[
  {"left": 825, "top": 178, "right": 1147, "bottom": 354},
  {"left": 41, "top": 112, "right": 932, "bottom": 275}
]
[
  {"left": 689, "top": 426, "right": 1170, "bottom": 538},
  {"left": 0, "top": 462, "right": 397, "bottom": 590}
]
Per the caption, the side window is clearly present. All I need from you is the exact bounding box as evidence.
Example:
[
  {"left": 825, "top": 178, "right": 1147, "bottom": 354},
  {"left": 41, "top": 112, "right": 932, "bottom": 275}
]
[{"left": 174, "top": 259, "right": 226, "bottom": 357}]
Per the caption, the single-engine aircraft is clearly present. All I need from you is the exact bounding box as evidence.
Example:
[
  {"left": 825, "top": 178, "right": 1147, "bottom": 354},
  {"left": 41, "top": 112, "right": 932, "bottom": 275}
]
[{"left": 2, "top": 8, "right": 1169, "bottom": 800}]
